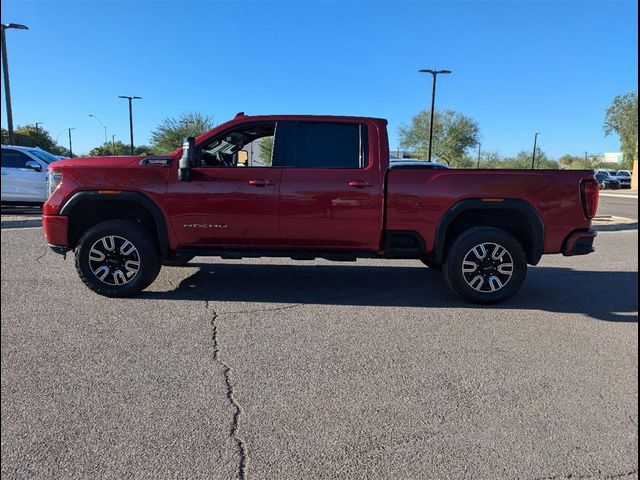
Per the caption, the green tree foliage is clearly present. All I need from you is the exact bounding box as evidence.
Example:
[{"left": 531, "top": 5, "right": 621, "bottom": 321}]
[
  {"left": 398, "top": 109, "right": 480, "bottom": 168},
  {"left": 476, "top": 150, "right": 560, "bottom": 170},
  {"left": 604, "top": 91, "right": 638, "bottom": 169},
  {"left": 1, "top": 125, "right": 70, "bottom": 156},
  {"left": 558, "top": 154, "right": 585, "bottom": 169},
  {"left": 479, "top": 150, "right": 503, "bottom": 169},
  {"left": 258, "top": 137, "right": 274, "bottom": 166},
  {"left": 88, "top": 141, "right": 152, "bottom": 156},
  {"left": 150, "top": 112, "right": 215, "bottom": 154}
]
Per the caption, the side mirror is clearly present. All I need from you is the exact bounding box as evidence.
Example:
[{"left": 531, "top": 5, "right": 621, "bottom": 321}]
[
  {"left": 237, "top": 150, "right": 248, "bottom": 166},
  {"left": 25, "top": 160, "right": 42, "bottom": 172},
  {"left": 178, "top": 136, "right": 196, "bottom": 181}
]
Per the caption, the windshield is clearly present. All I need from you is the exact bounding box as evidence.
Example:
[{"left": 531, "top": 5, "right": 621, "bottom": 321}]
[
  {"left": 617, "top": 171, "right": 630, "bottom": 177},
  {"left": 29, "top": 149, "right": 61, "bottom": 164}
]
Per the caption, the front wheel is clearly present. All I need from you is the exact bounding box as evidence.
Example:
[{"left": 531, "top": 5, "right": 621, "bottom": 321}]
[
  {"left": 443, "top": 227, "right": 527, "bottom": 304},
  {"left": 75, "top": 219, "right": 161, "bottom": 297}
]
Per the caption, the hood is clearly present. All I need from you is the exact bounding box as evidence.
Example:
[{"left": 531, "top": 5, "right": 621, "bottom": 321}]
[{"left": 49, "top": 155, "right": 144, "bottom": 170}]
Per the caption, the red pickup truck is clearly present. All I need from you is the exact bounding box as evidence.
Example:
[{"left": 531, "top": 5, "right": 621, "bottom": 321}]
[{"left": 43, "top": 113, "right": 599, "bottom": 304}]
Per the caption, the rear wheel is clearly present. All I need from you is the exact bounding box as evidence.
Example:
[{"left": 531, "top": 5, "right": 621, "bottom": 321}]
[
  {"left": 443, "top": 227, "right": 527, "bottom": 304},
  {"left": 75, "top": 219, "right": 161, "bottom": 297}
]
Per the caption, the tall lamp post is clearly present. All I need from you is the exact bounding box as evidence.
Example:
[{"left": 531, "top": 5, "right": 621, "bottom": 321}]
[
  {"left": 35, "top": 122, "right": 43, "bottom": 133},
  {"left": 118, "top": 95, "right": 142, "bottom": 154},
  {"left": 89, "top": 114, "right": 109, "bottom": 154},
  {"left": 1, "top": 23, "right": 29, "bottom": 145},
  {"left": 418, "top": 69, "right": 451, "bottom": 163},
  {"left": 112, "top": 134, "right": 117, "bottom": 156},
  {"left": 477, "top": 142, "right": 481, "bottom": 169},
  {"left": 531, "top": 132, "right": 540, "bottom": 169},
  {"left": 68, "top": 128, "right": 75, "bottom": 158}
]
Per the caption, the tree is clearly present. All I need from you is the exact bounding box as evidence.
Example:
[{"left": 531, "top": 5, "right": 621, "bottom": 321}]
[
  {"left": 150, "top": 112, "right": 215, "bottom": 154},
  {"left": 480, "top": 150, "right": 503, "bottom": 168},
  {"left": 89, "top": 142, "right": 153, "bottom": 156},
  {"left": 558, "top": 154, "right": 584, "bottom": 169},
  {"left": 398, "top": 109, "right": 480, "bottom": 168},
  {"left": 1, "top": 125, "right": 70, "bottom": 156},
  {"left": 604, "top": 91, "right": 638, "bottom": 169},
  {"left": 258, "top": 137, "right": 274, "bottom": 166}
]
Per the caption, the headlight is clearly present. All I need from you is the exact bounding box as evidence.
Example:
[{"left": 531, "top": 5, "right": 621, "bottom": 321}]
[{"left": 47, "top": 171, "right": 62, "bottom": 197}]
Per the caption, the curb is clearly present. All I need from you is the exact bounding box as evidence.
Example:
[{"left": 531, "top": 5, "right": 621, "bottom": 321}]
[
  {"left": 599, "top": 192, "right": 638, "bottom": 199},
  {"left": 592, "top": 216, "right": 638, "bottom": 232}
]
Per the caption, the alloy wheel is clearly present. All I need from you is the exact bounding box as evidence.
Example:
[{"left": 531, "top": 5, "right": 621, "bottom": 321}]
[
  {"left": 461, "top": 242, "right": 514, "bottom": 293},
  {"left": 88, "top": 235, "right": 141, "bottom": 286}
]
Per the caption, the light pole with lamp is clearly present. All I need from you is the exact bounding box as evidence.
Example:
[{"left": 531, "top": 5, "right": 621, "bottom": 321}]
[
  {"left": 118, "top": 95, "right": 142, "bottom": 155},
  {"left": 68, "top": 128, "right": 75, "bottom": 158},
  {"left": 531, "top": 132, "right": 540, "bottom": 169},
  {"left": 1, "top": 23, "right": 29, "bottom": 145},
  {"left": 89, "top": 114, "right": 109, "bottom": 154},
  {"left": 418, "top": 69, "right": 451, "bottom": 163}
]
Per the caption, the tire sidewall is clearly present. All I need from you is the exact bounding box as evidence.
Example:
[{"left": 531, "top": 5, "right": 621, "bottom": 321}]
[
  {"left": 444, "top": 227, "right": 527, "bottom": 304},
  {"left": 75, "top": 220, "right": 160, "bottom": 297}
]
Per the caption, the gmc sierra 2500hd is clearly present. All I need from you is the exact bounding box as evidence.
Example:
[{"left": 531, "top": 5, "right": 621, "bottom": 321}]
[{"left": 43, "top": 113, "right": 599, "bottom": 303}]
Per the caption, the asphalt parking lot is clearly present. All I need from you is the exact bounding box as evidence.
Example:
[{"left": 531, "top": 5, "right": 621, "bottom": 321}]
[{"left": 1, "top": 199, "right": 638, "bottom": 479}]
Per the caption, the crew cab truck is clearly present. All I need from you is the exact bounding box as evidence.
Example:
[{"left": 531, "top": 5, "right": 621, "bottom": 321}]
[{"left": 43, "top": 113, "right": 599, "bottom": 304}]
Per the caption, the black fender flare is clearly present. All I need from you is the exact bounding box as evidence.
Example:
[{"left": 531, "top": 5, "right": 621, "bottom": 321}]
[
  {"left": 60, "top": 191, "right": 170, "bottom": 258},
  {"left": 432, "top": 198, "right": 545, "bottom": 265}
]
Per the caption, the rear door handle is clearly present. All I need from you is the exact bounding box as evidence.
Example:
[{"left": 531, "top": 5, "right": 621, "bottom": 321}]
[
  {"left": 248, "top": 179, "right": 274, "bottom": 187},
  {"left": 348, "top": 181, "right": 372, "bottom": 188}
]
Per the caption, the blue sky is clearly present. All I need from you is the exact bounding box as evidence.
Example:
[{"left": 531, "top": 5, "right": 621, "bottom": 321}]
[{"left": 1, "top": 0, "right": 638, "bottom": 157}]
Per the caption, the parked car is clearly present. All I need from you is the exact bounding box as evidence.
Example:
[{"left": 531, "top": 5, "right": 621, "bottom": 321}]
[
  {"left": 43, "top": 113, "right": 599, "bottom": 304},
  {"left": 596, "top": 169, "right": 630, "bottom": 189},
  {"left": 1, "top": 145, "right": 61, "bottom": 205},
  {"left": 616, "top": 170, "right": 633, "bottom": 188},
  {"left": 594, "top": 171, "right": 622, "bottom": 190}
]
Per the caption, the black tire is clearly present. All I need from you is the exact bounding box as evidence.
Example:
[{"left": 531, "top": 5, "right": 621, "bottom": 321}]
[
  {"left": 162, "top": 255, "right": 195, "bottom": 267},
  {"left": 443, "top": 227, "right": 527, "bottom": 304},
  {"left": 75, "top": 219, "right": 161, "bottom": 297}
]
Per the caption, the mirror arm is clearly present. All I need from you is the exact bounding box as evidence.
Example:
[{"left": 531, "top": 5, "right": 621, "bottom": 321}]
[{"left": 178, "top": 136, "right": 196, "bottom": 181}]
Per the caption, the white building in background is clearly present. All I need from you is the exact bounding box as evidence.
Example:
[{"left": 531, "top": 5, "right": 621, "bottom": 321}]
[{"left": 602, "top": 152, "right": 624, "bottom": 164}]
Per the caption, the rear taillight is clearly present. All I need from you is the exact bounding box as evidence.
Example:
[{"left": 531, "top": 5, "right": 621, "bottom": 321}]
[{"left": 580, "top": 179, "right": 599, "bottom": 220}]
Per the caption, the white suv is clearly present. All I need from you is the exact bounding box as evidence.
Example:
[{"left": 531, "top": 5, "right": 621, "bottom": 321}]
[
  {"left": 1, "top": 145, "right": 62, "bottom": 204},
  {"left": 595, "top": 169, "right": 631, "bottom": 189}
]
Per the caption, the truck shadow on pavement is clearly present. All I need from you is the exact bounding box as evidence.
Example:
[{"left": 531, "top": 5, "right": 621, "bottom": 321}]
[{"left": 142, "top": 263, "right": 638, "bottom": 323}]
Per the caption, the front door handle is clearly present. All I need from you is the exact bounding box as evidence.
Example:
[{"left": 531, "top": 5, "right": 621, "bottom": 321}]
[
  {"left": 348, "top": 180, "right": 372, "bottom": 188},
  {"left": 248, "top": 179, "right": 274, "bottom": 187}
]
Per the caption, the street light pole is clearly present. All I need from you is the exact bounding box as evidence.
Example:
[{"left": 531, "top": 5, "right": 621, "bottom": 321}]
[
  {"left": 112, "top": 134, "right": 117, "bottom": 155},
  {"left": 584, "top": 151, "right": 588, "bottom": 169},
  {"left": 531, "top": 132, "right": 540, "bottom": 169},
  {"left": 68, "top": 128, "right": 75, "bottom": 158},
  {"left": 1, "top": 23, "right": 29, "bottom": 145},
  {"left": 118, "top": 95, "right": 142, "bottom": 155},
  {"left": 477, "top": 142, "right": 481, "bottom": 169},
  {"left": 418, "top": 69, "right": 451, "bottom": 163},
  {"left": 35, "top": 122, "right": 42, "bottom": 133},
  {"left": 89, "top": 114, "right": 109, "bottom": 154}
]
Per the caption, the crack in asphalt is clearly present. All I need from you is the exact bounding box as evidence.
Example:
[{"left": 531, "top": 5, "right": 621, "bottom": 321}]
[
  {"left": 208, "top": 306, "right": 248, "bottom": 480},
  {"left": 35, "top": 249, "right": 48, "bottom": 263}
]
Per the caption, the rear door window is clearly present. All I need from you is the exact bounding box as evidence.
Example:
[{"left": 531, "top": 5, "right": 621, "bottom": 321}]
[{"left": 273, "top": 121, "right": 368, "bottom": 168}]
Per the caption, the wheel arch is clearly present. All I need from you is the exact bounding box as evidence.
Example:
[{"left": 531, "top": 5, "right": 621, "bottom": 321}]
[
  {"left": 432, "top": 198, "right": 544, "bottom": 266},
  {"left": 60, "top": 191, "right": 170, "bottom": 259}
]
